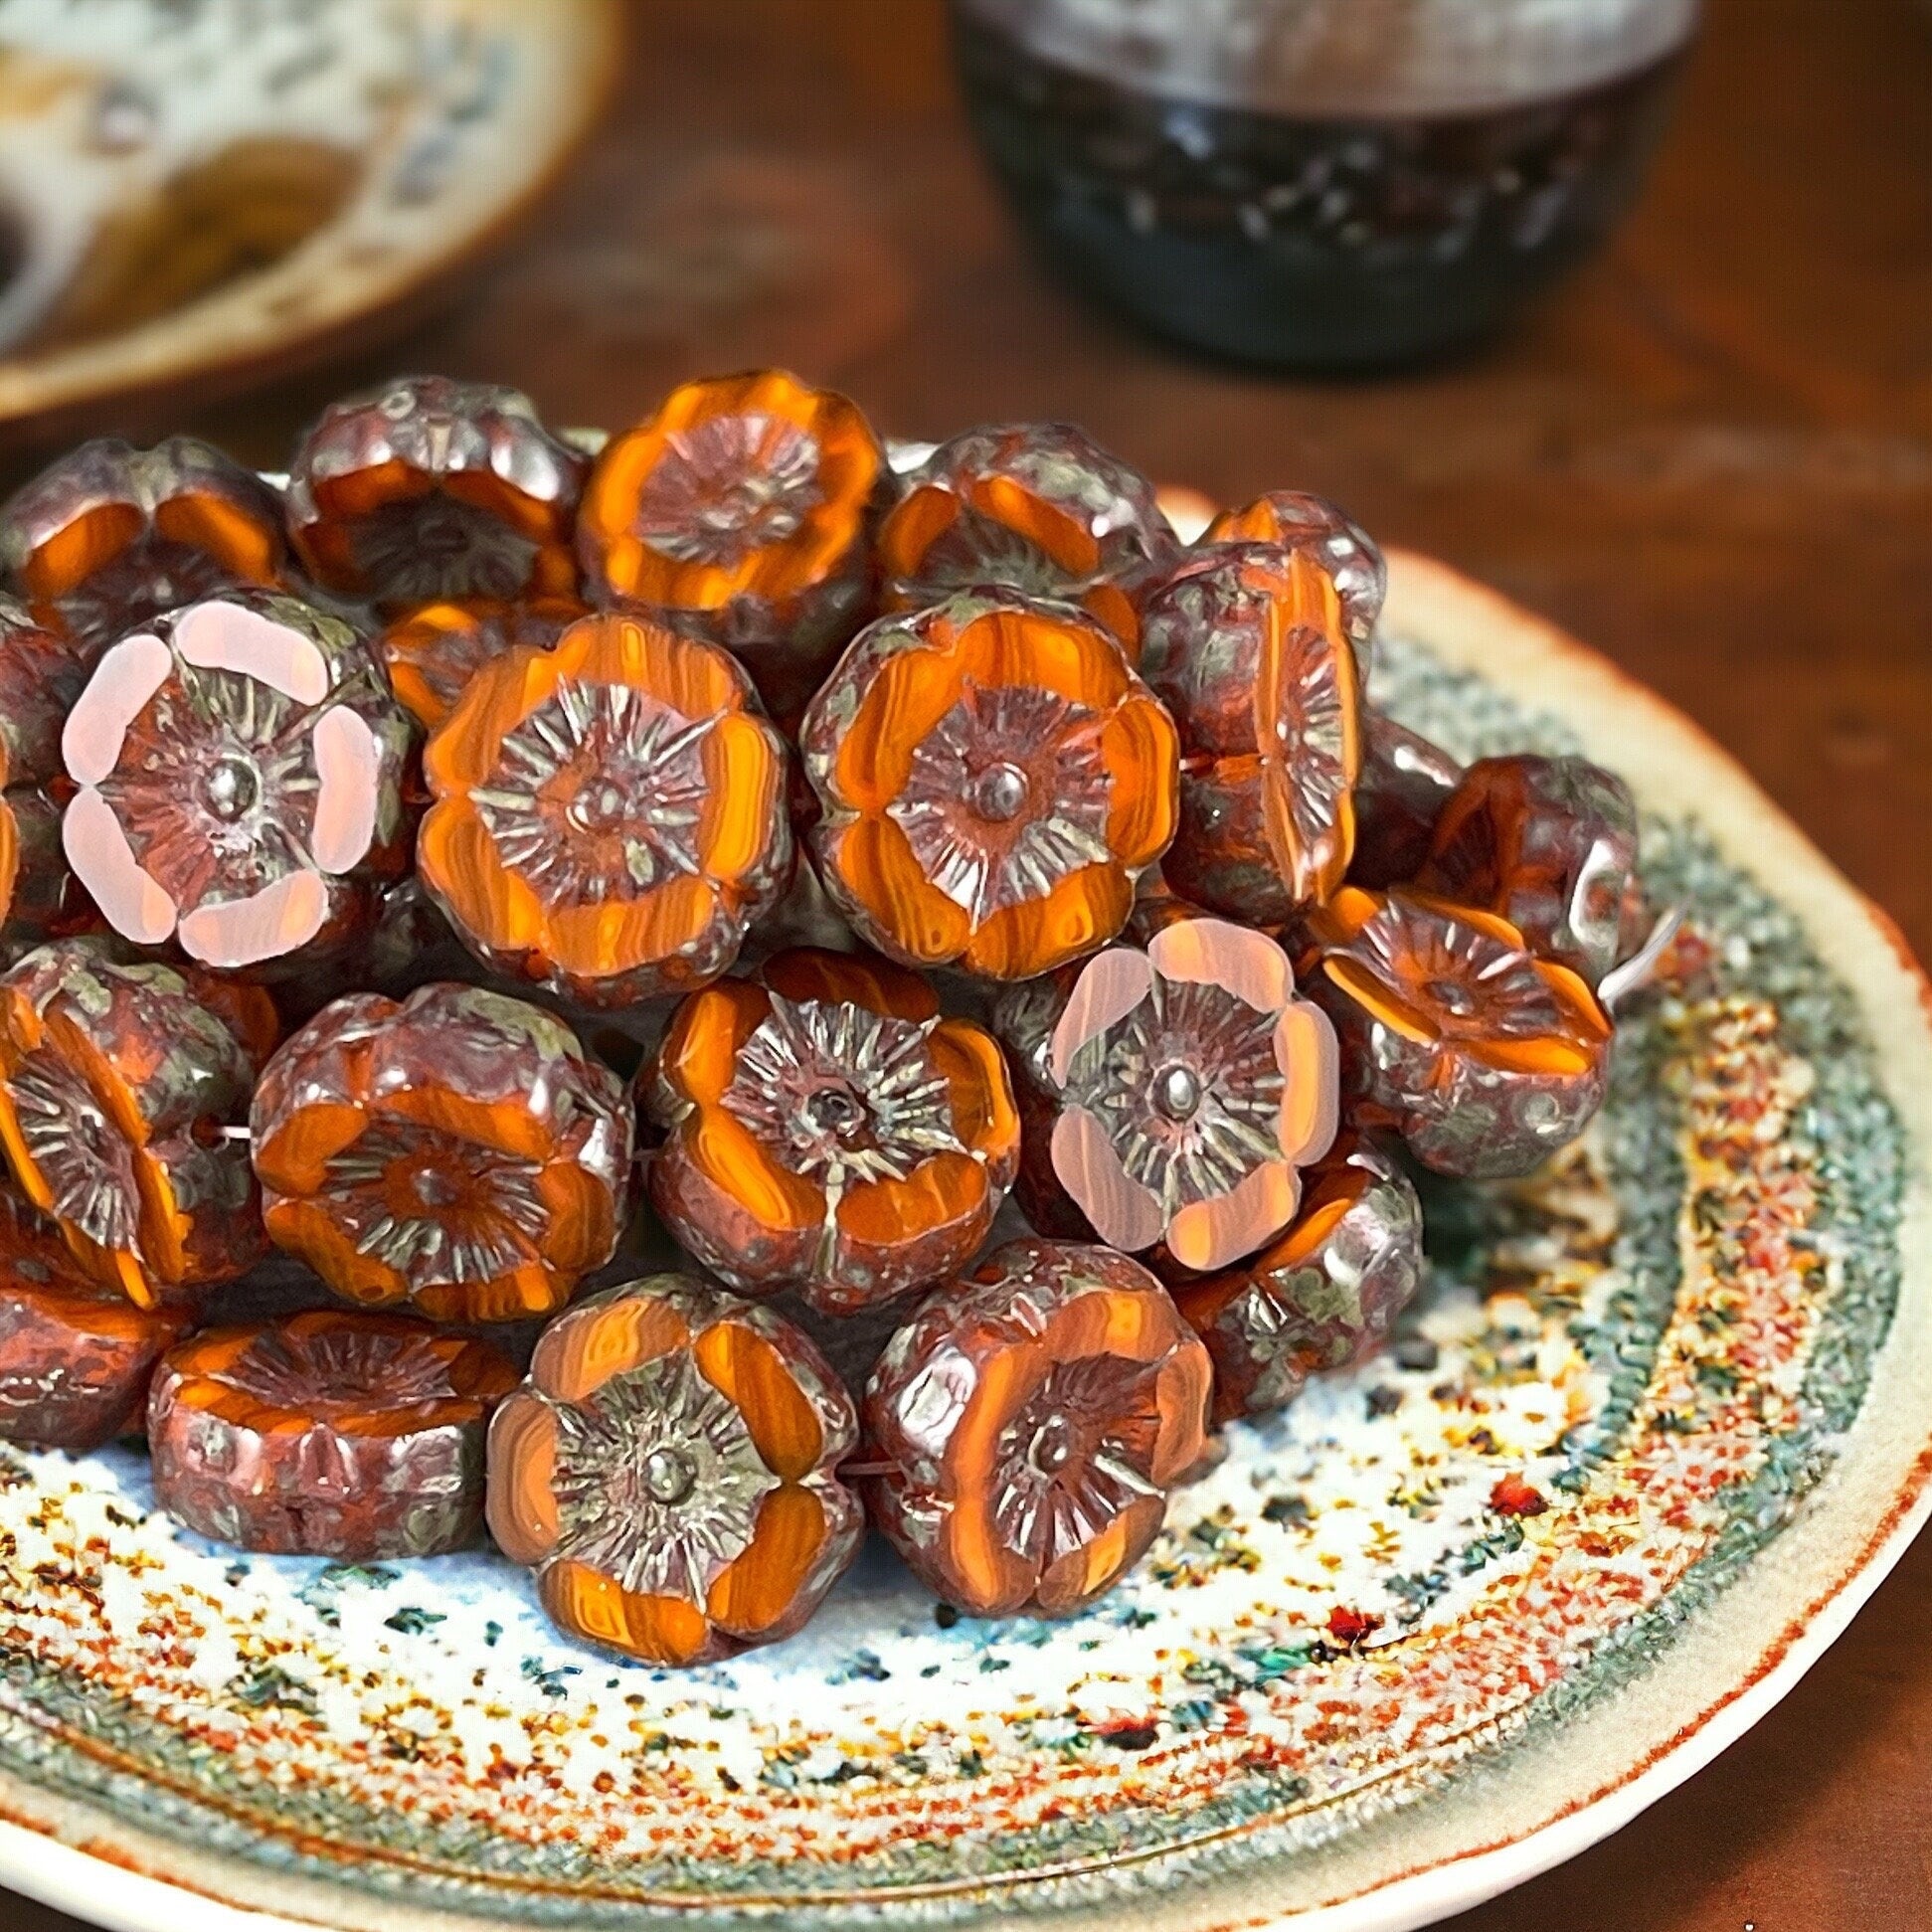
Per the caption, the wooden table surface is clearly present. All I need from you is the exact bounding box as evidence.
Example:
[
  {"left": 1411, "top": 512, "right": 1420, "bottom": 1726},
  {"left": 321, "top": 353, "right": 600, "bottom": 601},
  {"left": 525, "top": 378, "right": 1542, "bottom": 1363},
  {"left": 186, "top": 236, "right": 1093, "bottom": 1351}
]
[{"left": 12, "top": 0, "right": 1932, "bottom": 1925}]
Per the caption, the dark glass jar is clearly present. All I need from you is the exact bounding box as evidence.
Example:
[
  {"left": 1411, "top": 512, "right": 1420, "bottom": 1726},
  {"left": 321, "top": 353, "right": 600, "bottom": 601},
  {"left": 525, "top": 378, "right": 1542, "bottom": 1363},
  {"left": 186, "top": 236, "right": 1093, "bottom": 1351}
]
[{"left": 952, "top": 0, "right": 1698, "bottom": 369}]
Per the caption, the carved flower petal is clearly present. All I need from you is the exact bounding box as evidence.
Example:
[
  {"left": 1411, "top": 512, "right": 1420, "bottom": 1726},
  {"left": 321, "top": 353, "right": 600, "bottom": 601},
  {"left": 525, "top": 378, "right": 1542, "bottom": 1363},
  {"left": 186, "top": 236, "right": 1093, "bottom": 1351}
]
[
  {"left": 707, "top": 1485, "right": 829, "bottom": 1637},
  {"left": 1167, "top": 1158, "right": 1300, "bottom": 1273},
  {"left": 658, "top": 981, "right": 774, "bottom": 1108},
  {"left": 833, "top": 635, "right": 971, "bottom": 811},
  {"left": 418, "top": 799, "right": 547, "bottom": 953},
  {"left": 762, "top": 948, "right": 939, "bottom": 1022},
  {"left": 963, "top": 862, "right": 1131, "bottom": 980},
  {"left": 1049, "top": 947, "right": 1153, "bottom": 1086},
  {"left": 528, "top": 1288, "right": 694, "bottom": 1404},
  {"left": 61, "top": 633, "right": 171, "bottom": 785},
  {"left": 1051, "top": 1105, "right": 1164, "bottom": 1253},
  {"left": 1100, "top": 694, "right": 1179, "bottom": 869},
  {"left": 685, "top": 1107, "right": 824, "bottom": 1237},
  {"left": 957, "top": 604, "right": 1133, "bottom": 711},
  {"left": 1275, "top": 1000, "right": 1341, "bottom": 1166},
  {"left": 821, "top": 815, "right": 971, "bottom": 965},
  {"left": 174, "top": 599, "right": 329, "bottom": 704},
  {"left": 930, "top": 1018, "right": 1020, "bottom": 1165},
  {"left": 61, "top": 787, "right": 177, "bottom": 945},
  {"left": 838, "top": 1151, "right": 988, "bottom": 1253},
  {"left": 698, "top": 712, "right": 784, "bottom": 887},
  {"left": 1147, "top": 917, "right": 1293, "bottom": 1017},
  {"left": 309, "top": 704, "right": 381, "bottom": 872},
  {"left": 177, "top": 869, "right": 328, "bottom": 969}
]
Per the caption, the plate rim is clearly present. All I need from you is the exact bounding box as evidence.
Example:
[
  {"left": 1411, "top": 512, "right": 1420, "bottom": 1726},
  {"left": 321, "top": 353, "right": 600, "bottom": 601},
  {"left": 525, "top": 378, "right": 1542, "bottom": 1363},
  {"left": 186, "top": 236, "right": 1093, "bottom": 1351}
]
[
  {"left": 0, "top": 546, "right": 1928, "bottom": 1932},
  {"left": 0, "top": 0, "right": 626, "bottom": 446}
]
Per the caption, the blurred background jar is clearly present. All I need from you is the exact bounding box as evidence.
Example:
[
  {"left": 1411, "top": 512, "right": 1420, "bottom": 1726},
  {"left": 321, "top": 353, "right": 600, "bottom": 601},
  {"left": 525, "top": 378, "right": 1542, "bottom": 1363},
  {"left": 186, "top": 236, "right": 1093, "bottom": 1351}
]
[{"left": 951, "top": 0, "right": 1700, "bottom": 369}]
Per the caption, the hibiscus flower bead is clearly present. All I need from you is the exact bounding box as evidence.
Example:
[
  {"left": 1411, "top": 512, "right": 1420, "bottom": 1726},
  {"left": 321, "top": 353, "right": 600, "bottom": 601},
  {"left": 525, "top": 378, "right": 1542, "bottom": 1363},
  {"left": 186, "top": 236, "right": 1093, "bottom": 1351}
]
[
  {"left": 0, "top": 1187, "right": 197, "bottom": 1451},
  {"left": 251, "top": 983, "right": 633, "bottom": 1325},
  {"left": 417, "top": 610, "right": 792, "bottom": 1007},
  {"left": 1309, "top": 886, "right": 1613, "bottom": 1179},
  {"left": 799, "top": 592, "right": 1178, "bottom": 981},
  {"left": 0, "top": 436, "right": 287, "bottom": 652},
  {"left": 0, "top": 941, "right": 263, "bottom": 1307},
  {"left": 993, "top": 916, "right": 1339, "bottom": 1274},
  {"left": 487, "top": 1274, "right": 862, "bottom": 1666},
  {"left": 149, "top": 1310, "right": 516, "bottom": 1557},
  {"left": 378, "top": 593, "right": 589, "bottom": 731},
  {"left": 1348, "top": 714, "right": 1464, "bottom": 891},
  {"left": 1416, "top": 753, "right": 1642, "bottom": 986},
  {"left": 646, "top": 947, "right": 1019, "bottom": 1317},
  {"left": 578, "top": 369, "right": 888, "bottom": 726},
  {"left": 1138, "top": 543, "right": 1362, "bottom": 923},
  {"left": 1173, "top": 1133, "right": 1424, "bottom": 1424},
  {"left": 862, "top": 1238, "right": 1211, "bottom": 1618},
  {"left": 286, "top": 375, "right": 586, "bottom": 609},
  {"left": 58, "top": 590, "right": 412, "bottom": 975},
  {"left": 877, "top": 423, "right": 1176, "bottom": 647},
  {"left": 0, "top": 597, "right": 108, "bottom": 946},
  {"left": 1203, "top": 488, "right": 1386, "bottom": 672}
]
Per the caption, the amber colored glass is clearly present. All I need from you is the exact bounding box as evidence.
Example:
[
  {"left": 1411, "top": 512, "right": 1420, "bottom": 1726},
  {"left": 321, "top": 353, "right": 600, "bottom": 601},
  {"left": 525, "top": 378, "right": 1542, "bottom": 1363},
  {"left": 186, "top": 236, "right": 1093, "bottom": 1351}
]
[
  {"left": 251, "top": 983, "right": 633, "bottom": 1325},
  {"left": 578, "top": 370, "right": 887, "bottom": 724},
  {"left": 863, "top": 1238, "right": 1210, "bottom": 1617},
  {"left": 877, "top": 422, "right": 1174, "bottom": 647},
  {"left": 0, "top": 941, "right": 263, "bottom": 1307},
  {"left": 1139, "top": 543, "right": 1361, "bottom": 923},
  {"left": 647, "top": 947, "right": 1020, "bottom": 1317},
  {"left": 417, "top": 611, "right": 793, "bottom": 1008},
  {"left": 379, "top": 594, "right": 590, "bottom": 731},
  {"left": 1347, "top": 714, "right": 1464, "bottom": 890},
  {"left": 486, "top": 1274, "right": 862, "bottom": 1666},
  {"left": 285, "top": 375, "right": 587, "bottom": 610},
  {"left": 0, "top": 1185, "right": 197, "bottom": 1450},
  {"left": 799, "top": 591, "right": 1178, "bottom": 980},
  {"left": 1174, "top": 1132, "right": 1423, "bottom": 1423},
  {"left": 0, "top": 436, "right": 287, "bottom": 652},
  {"left": 1203, "top": 489, "right": 1385, "bottom": 667},
  {"left": 1309, "top": 886, "right": 1612, "bottom": 1178},
  {"left": 148, "top": 1310, "right": 516, "bottom": 1557},
  {"left": 1416, "top": 752, "right": 1642, "bottom": 984}
]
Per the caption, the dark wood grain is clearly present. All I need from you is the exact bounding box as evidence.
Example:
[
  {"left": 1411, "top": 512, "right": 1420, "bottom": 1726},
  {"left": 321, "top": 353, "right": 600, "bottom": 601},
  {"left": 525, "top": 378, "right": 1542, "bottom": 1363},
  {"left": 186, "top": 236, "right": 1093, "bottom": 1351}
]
[{"left": 10, "top": 0, "right": 1932, "bottom": 1925}]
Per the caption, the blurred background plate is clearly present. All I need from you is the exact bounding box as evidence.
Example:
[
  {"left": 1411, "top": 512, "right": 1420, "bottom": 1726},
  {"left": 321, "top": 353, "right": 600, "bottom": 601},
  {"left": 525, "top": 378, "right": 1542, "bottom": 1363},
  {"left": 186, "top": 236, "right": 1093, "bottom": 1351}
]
[{"left": 0, "top": 0, "right": 621, "bottom": 447}]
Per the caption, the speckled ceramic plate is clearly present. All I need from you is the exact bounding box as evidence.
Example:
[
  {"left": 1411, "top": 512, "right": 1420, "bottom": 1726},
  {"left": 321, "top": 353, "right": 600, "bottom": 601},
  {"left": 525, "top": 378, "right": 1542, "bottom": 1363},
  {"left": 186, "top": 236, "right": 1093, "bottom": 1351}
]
[
  {"left": 0, "top": 0, "right": 619, "bottom": 440},
  {"left": 2, "top": 552, "right": 1929, "bottom": 1932}
]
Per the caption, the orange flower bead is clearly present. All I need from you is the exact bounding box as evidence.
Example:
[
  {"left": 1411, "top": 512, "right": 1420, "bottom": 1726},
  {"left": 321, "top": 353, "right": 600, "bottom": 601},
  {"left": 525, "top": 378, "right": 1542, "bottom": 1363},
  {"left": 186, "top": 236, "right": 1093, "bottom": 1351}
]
[
  {"left": 1173, "top": 1132, "right": 1423, "bottom": 1424},
  {"left": 1203, "top": 488, "right": 1385, "bottom": 669},
  {"left": 799, "top": 593, "right": 1178, "bottom": 981},
  {"left": 578, "top": 370, "right": 887, "bottom": 724},
  {"left": 877, "top": 423, "right": 1175, "bottom": 647},
  {"left": 1309, "top": 886, "right": 1612, "bottom": 1179},
  {"left": 1138, "top": 543, "right": 1361, "bottom": 923},
  {"left": 0, "top": 436, "right": 287, "bottom": 651},
  {"left": 286, "top": 376, "right": 586, "bottom": 609},
  {"left": 150, "top": 1311, "right": 517, "bottom": 1557},
  {"left": 251, "top": 984, "right": 633, "bottom": 1324},
  {"left": 0, "top": 941, "right": 263, "bottom": 1307},
  {"left": 862, "top": 1239, "right": 1210, "bottom": 1618},
  {"left": 647, "top": 948, "right": 1020, "bottom": 1317},
  {"left": 487, "top": 1274, "right": 862, "bottom": 1666},
  {"left": 378, "top": 594, "right": 589, "bottom": 731},
  {"left": 418, "top": 611, "right": 792, "bottom": 1007},
  {"left": 0, "top": 1185, "right": 197, "bottom": 1450}
]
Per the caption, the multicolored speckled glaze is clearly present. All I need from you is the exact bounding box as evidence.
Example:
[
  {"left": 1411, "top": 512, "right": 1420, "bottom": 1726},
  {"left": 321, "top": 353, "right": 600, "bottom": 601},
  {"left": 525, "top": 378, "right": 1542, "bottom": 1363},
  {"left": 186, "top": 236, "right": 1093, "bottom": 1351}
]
[{"left": 2, "top": 554, "right": 1929, "bottom": 1932}]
